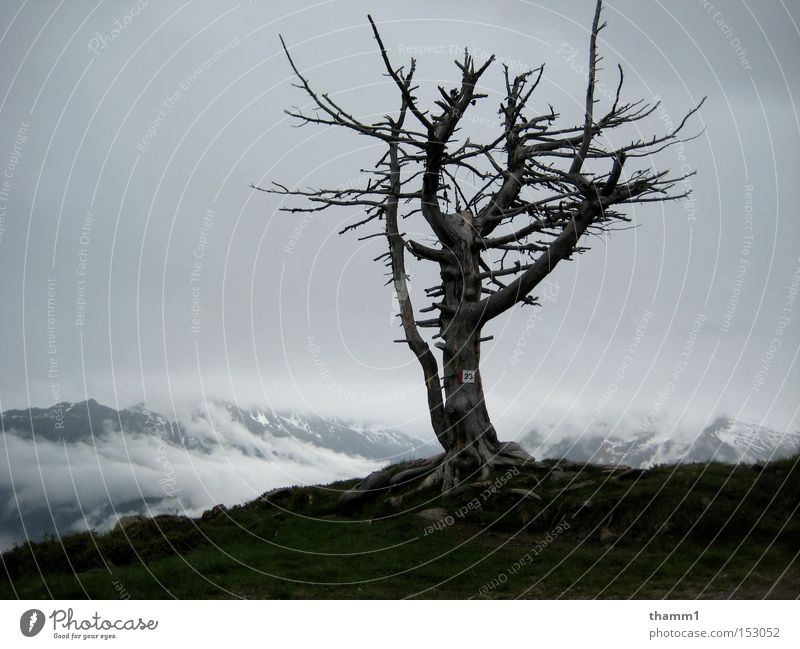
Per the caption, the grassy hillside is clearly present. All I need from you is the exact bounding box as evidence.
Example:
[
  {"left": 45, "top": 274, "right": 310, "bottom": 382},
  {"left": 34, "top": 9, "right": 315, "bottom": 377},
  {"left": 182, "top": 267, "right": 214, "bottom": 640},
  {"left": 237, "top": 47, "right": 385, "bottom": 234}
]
[{"left": 2, "top": 456, "right": 798, "bottom": 599}]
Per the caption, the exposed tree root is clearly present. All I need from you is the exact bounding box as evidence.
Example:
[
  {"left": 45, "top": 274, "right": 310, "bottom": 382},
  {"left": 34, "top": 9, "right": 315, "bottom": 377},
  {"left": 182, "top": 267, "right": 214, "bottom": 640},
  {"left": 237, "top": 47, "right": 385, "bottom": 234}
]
[
  {"left": 337, "top": 441, "right": 534, "bottom": 511},
  {"left": 421, "top": 440, "right": 534, "bottom": 493}
]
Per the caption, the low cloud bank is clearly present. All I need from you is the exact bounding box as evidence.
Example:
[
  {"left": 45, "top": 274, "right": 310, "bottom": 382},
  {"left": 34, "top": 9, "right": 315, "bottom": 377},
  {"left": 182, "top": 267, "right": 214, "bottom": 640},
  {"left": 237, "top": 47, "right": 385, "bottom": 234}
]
[{"left": 0, "top": 403, "right": 381, "bottom": 550}]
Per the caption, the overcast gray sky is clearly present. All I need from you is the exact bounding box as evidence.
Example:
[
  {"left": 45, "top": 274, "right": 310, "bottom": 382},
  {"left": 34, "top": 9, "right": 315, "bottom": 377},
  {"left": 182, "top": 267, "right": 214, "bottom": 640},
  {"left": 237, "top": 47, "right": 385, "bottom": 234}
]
[{"left": 0, "top": 0, "right": 797, "bottom": 445}]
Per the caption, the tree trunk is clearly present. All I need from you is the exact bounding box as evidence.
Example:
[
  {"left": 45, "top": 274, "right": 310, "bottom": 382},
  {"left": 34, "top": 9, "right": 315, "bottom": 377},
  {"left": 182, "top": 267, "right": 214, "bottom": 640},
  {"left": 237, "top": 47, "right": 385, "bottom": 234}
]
[
  {"left": 429, "top": 210, "right": 532, "bottom": 491},
  {"left": 439, "top": 321, "right": 503, "bottom": 489}
]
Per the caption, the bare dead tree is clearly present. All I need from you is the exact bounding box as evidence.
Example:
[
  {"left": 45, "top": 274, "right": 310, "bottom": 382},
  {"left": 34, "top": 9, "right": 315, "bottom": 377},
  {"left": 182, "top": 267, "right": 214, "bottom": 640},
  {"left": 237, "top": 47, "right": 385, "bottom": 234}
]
[{"left": 253, "top": 0, "right": 704, "bottom": 494}]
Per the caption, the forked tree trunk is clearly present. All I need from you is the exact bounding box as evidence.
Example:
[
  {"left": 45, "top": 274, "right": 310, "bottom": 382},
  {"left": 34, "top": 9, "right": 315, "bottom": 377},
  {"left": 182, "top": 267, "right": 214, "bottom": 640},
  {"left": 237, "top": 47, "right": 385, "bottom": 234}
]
[{"left": 339, "top": 210, "right": 534, "bottom": 504}]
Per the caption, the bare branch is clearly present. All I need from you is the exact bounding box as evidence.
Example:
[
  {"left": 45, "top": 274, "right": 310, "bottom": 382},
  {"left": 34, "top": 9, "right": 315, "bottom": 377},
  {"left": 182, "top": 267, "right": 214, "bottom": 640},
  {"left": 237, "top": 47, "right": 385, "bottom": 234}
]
[
  {"left": 265, "top": 2, "right": 704, "bottom": 365},
  {"left": 569, "top": 0, "right": 604, "bottom": 176}
]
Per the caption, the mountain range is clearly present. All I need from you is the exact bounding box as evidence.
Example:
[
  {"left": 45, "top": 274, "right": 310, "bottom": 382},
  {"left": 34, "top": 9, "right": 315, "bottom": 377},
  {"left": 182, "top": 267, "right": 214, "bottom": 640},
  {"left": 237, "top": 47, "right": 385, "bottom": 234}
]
[
  {"left": 1, "top": 398, "right": 425, "bottom": 460},
  {"left": 522, "top": 417, "right": 800, "bottom": 467}
]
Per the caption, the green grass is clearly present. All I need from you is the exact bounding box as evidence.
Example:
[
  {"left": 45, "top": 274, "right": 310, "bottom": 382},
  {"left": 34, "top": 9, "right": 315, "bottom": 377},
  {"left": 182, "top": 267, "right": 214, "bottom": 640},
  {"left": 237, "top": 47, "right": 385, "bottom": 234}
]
[{"left": 2, "top": 456, "right": 798, "bottom": 599}]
